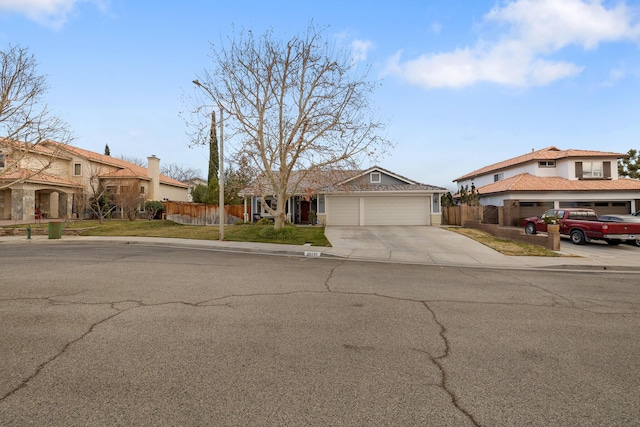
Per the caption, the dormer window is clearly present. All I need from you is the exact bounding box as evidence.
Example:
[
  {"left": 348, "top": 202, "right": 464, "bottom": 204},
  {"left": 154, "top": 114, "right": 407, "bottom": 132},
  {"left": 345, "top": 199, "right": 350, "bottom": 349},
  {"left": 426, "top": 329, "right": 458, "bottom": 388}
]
[
  {"left": 538, "top": 161, "right": 556, "bottom": 168},
  {"left": 370, "top": 172, "right": 381, "bottom": 183}
]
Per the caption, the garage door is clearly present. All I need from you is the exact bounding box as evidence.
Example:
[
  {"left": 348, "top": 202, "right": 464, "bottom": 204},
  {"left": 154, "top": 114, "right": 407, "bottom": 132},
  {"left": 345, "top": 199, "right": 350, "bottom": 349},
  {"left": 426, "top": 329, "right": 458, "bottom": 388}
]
[
  {"left": 327, "top": 196, "right": 360, "bottom": 226},
  {"left": 364, "top": 196, "right": 430, "bottom": 226},
  {"left": 327, "top": 195, "right": 431, "bottom": 226}
]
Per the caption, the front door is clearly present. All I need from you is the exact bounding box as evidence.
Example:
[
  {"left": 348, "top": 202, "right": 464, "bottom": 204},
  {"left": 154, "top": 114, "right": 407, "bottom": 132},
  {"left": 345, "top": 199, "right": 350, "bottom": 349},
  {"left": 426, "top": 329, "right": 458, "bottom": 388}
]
[{"left": 300, "top": 200, "right": 310, "bottom": 223}]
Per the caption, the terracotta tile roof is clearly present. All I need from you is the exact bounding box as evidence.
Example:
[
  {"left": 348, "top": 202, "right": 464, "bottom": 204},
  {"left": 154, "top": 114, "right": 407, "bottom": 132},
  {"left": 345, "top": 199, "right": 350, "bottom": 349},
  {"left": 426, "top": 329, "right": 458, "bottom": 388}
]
[
  {"left": 0, "top": 168, "right": 83, "bottom": 188},
  {"left": 477, "top": 173, "right": 640, "bottom": 194},
  {"left": 454, "top": 146, "right": 628, "bottom": 182},
  {"left": 0, "top": 138, "right": 73, "bottom": 160},
  {"left": 42, "top": 141, "right": 188, "bottom": 188},
  {"left": 99, "top": 167, "right": 151, "bottom": 180}
]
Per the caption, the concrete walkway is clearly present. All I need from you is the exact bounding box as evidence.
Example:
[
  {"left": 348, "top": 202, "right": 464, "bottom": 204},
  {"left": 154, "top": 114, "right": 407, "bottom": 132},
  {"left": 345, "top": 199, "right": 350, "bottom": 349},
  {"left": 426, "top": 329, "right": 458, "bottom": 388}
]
[{"left": 1, "top": 222, "right": 638, "bottom": 271}]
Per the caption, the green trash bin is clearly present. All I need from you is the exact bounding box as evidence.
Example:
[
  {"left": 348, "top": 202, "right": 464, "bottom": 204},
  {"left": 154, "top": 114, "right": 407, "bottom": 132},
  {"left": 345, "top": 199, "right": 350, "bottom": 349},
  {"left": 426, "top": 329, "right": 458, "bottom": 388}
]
[{"left": 48, "top": 222, "right": 62, "bottom": 239}]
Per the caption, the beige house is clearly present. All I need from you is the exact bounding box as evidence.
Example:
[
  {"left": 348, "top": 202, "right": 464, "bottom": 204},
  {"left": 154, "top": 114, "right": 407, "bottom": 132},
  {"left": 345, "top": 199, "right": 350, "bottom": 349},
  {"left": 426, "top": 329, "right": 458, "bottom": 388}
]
[{"left": 0, "top": 139, "right": 188, "bottom": 220}]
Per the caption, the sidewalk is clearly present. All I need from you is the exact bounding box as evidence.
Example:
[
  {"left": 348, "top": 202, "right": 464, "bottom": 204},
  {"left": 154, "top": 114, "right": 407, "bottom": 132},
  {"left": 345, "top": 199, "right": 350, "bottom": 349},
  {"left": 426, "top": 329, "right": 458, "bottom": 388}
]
[{"left": 1, "top": 231, "right": 638, "bottom": 272}]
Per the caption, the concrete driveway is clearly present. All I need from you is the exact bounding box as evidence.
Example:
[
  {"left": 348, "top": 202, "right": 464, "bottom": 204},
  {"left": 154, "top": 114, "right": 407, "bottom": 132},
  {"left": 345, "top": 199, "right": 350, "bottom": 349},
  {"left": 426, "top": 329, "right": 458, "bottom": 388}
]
[
  {"left": 325, "top": 225, "right": 640, "bottom": 270},
  {"left": 324, "top": 225, "right": 523, "bottom": 267}
]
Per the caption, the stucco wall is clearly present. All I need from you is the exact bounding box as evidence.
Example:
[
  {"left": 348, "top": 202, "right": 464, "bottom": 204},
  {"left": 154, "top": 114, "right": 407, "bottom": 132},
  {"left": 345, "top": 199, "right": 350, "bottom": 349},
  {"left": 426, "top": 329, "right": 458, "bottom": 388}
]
[{"left": 158, "top": 184, "right": 189, "bottom": 202}]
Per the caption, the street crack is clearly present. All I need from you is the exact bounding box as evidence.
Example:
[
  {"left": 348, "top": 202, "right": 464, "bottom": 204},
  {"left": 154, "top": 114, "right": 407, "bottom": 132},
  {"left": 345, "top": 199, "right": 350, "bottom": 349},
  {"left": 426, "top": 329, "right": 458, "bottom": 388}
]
[{"left": 422, "top": 301, "right": 481, "bottom": 427}]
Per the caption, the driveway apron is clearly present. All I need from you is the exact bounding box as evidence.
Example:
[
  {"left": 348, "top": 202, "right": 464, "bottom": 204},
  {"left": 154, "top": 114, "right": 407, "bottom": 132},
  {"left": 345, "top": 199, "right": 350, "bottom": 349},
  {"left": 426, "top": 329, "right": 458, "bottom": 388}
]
[{"left": 324, "top": 226, "right": 524, "bottom": 267}]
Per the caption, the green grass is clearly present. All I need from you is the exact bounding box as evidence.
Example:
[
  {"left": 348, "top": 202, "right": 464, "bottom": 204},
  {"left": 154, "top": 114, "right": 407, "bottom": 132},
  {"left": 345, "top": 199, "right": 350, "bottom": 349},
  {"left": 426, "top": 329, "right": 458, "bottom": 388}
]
[{"left": 5, "top": 219, "right": 331, "bottom": 246}]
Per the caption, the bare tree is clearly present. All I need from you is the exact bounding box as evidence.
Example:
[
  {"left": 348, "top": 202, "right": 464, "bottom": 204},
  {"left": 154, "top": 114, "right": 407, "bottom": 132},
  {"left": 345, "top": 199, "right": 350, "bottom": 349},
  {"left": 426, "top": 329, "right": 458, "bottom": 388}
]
[
  {"left": 116, "top": 179, "right": 144, "bottom": 220},
  {"left": 194, "top": 24, "right": 391, "bottom": 229},
  {"left": 0, "top": 45, "right": 73, "bottom": 189},
  {"left": 79, "top": 163, "right": 116, "bottom": 224},
  {"left": 160, "top": 163, "right": 201, "bottom": 182},
  {"left": 117, "top": 155, "right": 146, "bottom": 166}
]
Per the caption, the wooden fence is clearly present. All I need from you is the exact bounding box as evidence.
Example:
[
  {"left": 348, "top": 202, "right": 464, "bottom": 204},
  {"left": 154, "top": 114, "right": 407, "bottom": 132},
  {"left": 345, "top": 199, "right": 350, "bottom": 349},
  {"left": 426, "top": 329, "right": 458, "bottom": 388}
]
[
  {"left": 442, "top": 205, "right": 483, "bottom": 226},
  {"left": 163, "top": 201, "right": 245, "bottom": 225}
]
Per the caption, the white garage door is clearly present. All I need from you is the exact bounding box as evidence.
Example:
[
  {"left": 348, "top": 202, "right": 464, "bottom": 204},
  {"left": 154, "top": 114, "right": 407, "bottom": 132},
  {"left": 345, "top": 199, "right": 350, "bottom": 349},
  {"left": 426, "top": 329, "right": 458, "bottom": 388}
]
[
  {"left": 327, "top": 196, "right": 360, "bottom": 226},
  {"left": 364, "top": 196, "right": 430, "bottom": 226},
  {"left": 327, "top": 195, "right": 431, "bottom": 226}
]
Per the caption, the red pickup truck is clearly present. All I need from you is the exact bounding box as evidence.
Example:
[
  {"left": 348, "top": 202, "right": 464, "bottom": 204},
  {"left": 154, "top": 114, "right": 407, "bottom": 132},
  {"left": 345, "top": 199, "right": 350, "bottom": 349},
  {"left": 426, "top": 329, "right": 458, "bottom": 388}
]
[{"left": 522, "top": 208, "right": 640, "bottom": 245}]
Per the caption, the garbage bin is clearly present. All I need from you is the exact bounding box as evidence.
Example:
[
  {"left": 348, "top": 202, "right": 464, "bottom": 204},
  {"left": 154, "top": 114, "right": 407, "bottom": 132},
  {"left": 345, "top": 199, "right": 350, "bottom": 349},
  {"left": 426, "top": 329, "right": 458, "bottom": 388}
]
[{"left": 48, "top": 222, "right": 62, "bottom": 239}]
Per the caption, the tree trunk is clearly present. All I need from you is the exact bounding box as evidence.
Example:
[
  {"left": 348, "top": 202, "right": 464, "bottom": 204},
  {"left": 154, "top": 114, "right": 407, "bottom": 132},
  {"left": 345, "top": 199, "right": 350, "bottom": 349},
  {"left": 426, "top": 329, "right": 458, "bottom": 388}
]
[{"left": 273, "top": 190, "right": 287, "bottom": 230}]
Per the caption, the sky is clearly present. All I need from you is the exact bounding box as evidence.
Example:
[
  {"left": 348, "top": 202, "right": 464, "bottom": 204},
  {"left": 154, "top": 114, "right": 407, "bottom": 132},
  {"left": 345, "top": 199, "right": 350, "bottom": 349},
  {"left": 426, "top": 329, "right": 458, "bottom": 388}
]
[{"left": 1, "top": 0, "right": 640, "bottom": 191}]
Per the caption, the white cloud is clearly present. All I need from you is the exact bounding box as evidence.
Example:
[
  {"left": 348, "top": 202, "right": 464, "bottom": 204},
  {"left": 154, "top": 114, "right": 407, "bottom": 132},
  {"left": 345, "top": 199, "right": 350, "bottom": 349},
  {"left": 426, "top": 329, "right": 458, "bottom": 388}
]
[
  {"left": 0, "top": 0, "right": 107, "bottom": 29},
  {"left": 351, "top": 39, "right": 374, "bottom": 63},
  {"left": 388, "top": 0, "right": 640, "bottom": 89}
]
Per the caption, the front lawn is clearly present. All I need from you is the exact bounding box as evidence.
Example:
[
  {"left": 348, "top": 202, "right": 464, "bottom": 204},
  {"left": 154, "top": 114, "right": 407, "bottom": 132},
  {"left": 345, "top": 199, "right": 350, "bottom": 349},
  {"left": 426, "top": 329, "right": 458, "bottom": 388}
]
[{"left": 22, "top": 219, "right": 332, "bottom": 246}]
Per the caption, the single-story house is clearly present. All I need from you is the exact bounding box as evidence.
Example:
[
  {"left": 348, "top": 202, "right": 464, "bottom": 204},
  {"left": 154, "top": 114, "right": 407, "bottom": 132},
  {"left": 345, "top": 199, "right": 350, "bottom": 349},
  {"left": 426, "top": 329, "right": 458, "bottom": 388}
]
[
  {"left": 453, "top": 146, "right": 640, "bottom": 226},
  {"left": 240, "top": 166, "right": 448, "bottom": 226}
]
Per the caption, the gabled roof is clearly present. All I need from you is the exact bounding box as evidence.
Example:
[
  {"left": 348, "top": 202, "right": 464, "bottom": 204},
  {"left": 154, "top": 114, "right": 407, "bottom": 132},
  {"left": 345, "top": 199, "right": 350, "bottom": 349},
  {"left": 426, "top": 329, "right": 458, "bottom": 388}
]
[
  {"left": 454, "top": 146, "right": 628, "bottom": 182},
  {"left": 240, "top": 169, "right": 358, "bottom": 196},
  {"left": 337, "top": 165, "right": 419, "bottom": 186},
  {"left": 240, "top": 167, "right": 446, "bottom": 196},
  {"left": 476, "top": 173, "right": 640, "bottom": 194}
]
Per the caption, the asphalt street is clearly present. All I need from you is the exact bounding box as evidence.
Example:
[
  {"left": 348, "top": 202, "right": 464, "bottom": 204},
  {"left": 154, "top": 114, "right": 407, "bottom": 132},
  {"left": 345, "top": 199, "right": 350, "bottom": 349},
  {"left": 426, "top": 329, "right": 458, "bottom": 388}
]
[{"left": 0, "top": 242, "right": 638, "bottom": 426}]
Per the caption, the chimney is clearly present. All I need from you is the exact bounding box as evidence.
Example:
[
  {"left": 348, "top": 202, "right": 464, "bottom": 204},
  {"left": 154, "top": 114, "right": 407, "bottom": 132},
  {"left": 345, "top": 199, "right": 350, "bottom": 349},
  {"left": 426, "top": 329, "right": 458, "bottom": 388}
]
[{"left": 147, "top": 155, "right": 160, "bottom": 201}]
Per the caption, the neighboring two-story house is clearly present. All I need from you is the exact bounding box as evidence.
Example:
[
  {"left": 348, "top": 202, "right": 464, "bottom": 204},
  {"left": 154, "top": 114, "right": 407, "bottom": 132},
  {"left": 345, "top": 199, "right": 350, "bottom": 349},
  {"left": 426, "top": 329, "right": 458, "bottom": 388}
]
[
  {"left": 240, "top": 166, "right": 447, "bottom": 226},
  {"left": 0, "top": 139, "right": 189, "bottom": 221},
  {"left": 453, "top": 146, "right": 640, "bottom": 226}
]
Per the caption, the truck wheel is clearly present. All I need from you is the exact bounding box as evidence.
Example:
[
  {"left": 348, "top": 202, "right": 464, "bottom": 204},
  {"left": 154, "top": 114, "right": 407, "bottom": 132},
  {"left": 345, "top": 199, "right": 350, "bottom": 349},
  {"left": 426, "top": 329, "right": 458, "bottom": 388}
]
[
  {"left": 524, "top": 223, "right": 536, "bottom": 235},
  {"left": 605, "top": 239, "right": 621, "bottom": 246},
  {"left": 570, "top": 230, "right": 586, "bottom": 245}
]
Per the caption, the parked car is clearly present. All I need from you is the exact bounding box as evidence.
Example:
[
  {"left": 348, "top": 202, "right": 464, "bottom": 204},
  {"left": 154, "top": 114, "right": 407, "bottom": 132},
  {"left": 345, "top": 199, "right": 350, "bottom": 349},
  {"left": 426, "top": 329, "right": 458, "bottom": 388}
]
[
  {"left": 598, "top": 214, "right": 640, "bottom": 247},
  {"left": 522, "top": 208, "right": 640, "bottom": 245}
]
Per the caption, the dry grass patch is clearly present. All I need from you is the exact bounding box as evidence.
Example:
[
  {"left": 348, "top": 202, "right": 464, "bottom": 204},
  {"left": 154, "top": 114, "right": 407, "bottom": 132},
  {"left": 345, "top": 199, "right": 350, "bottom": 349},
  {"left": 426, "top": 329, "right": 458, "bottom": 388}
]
[{"left": 448, "top": 227, "right": 563, "bottom": 257}]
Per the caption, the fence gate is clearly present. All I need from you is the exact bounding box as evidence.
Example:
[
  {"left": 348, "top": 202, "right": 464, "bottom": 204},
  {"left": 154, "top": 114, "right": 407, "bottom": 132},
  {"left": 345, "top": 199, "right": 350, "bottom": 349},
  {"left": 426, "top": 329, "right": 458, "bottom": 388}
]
[{"left": 483, "top": 205, "right": 499, "bottom": 224}]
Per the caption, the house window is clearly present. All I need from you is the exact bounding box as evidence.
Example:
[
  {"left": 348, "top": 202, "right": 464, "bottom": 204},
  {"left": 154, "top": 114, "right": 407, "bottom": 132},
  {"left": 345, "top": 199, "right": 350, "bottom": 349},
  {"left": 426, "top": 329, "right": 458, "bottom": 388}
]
[
  {"left": 538, "top": 161, "right": 556, "bottom": 168},
  {"left": 576, "top": 161, "right": 607, "bottom": 179},
  {"left": 432, "top": 193, "right": 440, "bottom": 213},
  {"left": 0, "top": 153, "right": 5, "bottom": 169},
  {"left": 493, "top": 173, "right": 504, "bottom": 182},
  {"left": 73, "top": 163, "right": 82, "bottom": 176},
  {"left": 583, "top": 162, "right": 603, "bottom": 178},
  {"left": 370, "top": 172, "right": 381, "bottom": 183},
  {"left": 317, "top": 194, "right": 325, "bottom": 214}
]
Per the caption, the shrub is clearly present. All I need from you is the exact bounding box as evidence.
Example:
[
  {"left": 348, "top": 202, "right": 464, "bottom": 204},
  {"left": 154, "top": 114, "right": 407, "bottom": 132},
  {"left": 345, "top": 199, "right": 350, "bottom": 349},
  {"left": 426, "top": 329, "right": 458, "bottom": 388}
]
[
  {"left": 258, "top": 225, "right": 296, "bottom": 240},
  {"left": 144, "top": 201, "right": 164, "bottom": 220},
  {"left": 256, "top": 217, "right": 273, "bottom": 225}
]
